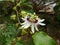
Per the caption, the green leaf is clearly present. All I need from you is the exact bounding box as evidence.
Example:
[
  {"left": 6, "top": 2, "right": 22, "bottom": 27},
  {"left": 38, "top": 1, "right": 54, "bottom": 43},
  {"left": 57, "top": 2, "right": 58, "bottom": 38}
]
[
  {"left": 2, "top": 23, "right": 20, "bottom": 38},
  {"left": 16, "top": 40, "right": 23, "bottom": 45},
  {"left": 0, "top": 36, "right": 6, "bottom": 45},
  {"left": 6, "top": 38, "right": 13, "bottom": 45},
  {"left": 57, "top": 14, "right": 60, "bottom": 21},
  {"left": 20, "top": 0, "right": 33, "bottom": 10},
  {"left": 54, "top": 2, "right": 60, "bottom": 12},
  {"left": 16, "top": 42, "right": 23, "bottom": 45},
  {"left": 32, "top": 31, "right": 56, "bottom": 45}
]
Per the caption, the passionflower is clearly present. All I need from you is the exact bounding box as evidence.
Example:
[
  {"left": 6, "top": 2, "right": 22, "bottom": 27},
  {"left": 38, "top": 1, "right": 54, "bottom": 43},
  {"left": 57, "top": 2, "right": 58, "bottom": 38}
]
[{"left": 21, "top": 15, "right": 46, "bottom": 33}]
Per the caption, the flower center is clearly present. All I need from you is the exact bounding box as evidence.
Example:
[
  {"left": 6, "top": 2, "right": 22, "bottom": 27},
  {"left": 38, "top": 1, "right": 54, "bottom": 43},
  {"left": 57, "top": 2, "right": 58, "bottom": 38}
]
[
  {"left": 34, "top": 19, "right": 38, "bottom": 23},
  {"left": 27, "top": 15, "right": 38, "bottom": 23}
]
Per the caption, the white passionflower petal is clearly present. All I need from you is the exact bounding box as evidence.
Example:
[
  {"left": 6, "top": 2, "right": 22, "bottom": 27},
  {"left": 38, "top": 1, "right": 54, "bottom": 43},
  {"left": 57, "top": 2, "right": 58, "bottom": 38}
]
[
  {"left": 21, "top": 22, "right": 26, "bottom": 25},
  {"left": 21, "top": 22, "right": 31, "bottom": 29},
  {"left": 22, "top": 17, "right": 27, "bottom": 21},
  {"left": 31, "top": 23, "right": 35, "bottom": 33},
  {"left": 35, "top": 24, "right": 39, "bottom": 31},
  {"left": 21, "top": 24, "right": 26, "bottom": 28},
  {"left": 22, "top": 18, "right": 26, "bottom": 21},
  {"left": 38, "top": 18, "right": 45, "bottom": 23},
  {"left": 39, "top": 23, "right": 46, "bottom": 26},
  {"left": 21, "top": 21, "right": 27, "bottom": 25},
  {"left": 24, "top": 23, "right": 31, "bottom": 28}
]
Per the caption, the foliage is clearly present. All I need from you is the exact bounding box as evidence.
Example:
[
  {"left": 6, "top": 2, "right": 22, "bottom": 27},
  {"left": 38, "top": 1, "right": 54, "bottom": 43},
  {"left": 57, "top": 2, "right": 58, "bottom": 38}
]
[
  {"left": 0, "top": 0, "right": 60, "bottom": 45},
  {"left": 32, "top": 31, "right": 56, "bottom": 45}
]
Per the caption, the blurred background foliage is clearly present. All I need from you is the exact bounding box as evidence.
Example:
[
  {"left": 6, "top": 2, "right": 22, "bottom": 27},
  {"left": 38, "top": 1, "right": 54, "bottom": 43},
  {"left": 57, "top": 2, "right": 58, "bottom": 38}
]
[{"left": 0, "top": 0, "right": 60, "bottom": 45}]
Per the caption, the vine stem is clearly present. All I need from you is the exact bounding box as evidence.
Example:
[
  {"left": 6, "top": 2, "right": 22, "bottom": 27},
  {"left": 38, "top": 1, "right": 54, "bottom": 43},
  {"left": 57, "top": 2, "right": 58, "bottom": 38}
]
[
  {"left": 16, "top": 9, "right": 21, "bottom": 25},
  {"left": 14, "top": 0, "right": 21, "bottom": 25}
]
